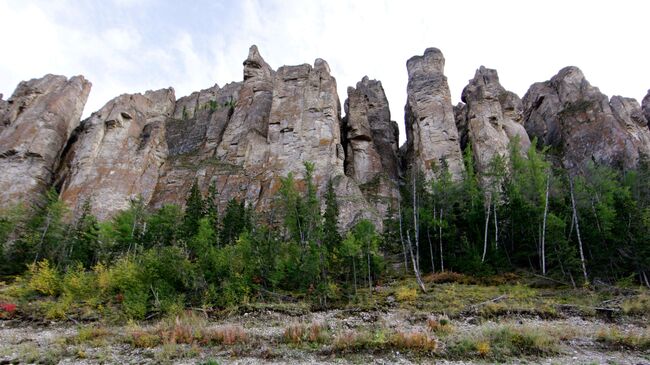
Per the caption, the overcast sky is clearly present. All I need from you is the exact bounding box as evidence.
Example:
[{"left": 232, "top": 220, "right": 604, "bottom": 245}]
[{"left": 1, "top": 0, "right": 648, "bottom": 144}]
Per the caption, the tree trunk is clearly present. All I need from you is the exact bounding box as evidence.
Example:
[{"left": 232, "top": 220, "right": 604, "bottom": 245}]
[
  {"left": 352, "top": 257, "right": 357, "bottom": 295},
  {"left": 407, "top": 230, "right": 427, "bottom": 292},
  {"left": 493, "top": 200, "right": 498, "bottom": 249},
  {"left": 569, "top": 176, "right": 589, "bottom": 284},
  {"left": 541, "top": 174, "right": 550, "bottom": 276},
  {"left": 482, "top": 195, "right": 491, "bottom": 263},
  {"left": 412, "top": 171, "right": 420, "bottom": 273},
  {"left": 367, "top": 240, "right": 372, "bottom": 292},
  {"left": 398, "top": 202, "right": 408, "bottom": 273},
  {"left": 427, "top": 228, "right": 435, "bottom": 273},
  {"left": 439, "top": 208, "right": 445, "bottom": 272}
]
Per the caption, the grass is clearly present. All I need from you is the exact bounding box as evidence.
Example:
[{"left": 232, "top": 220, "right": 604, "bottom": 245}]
[
  {"left": 595, "top": 327, "right": 650, "bottom": 350},
  {"left": 282, "top": 321, "right": 329, "bottom": 345},
  {"left": 3, "top": 276, "right": 650, "bottom": 363},
  {"left": 446, "top": 323, "right": 560, "bottom": 361}
]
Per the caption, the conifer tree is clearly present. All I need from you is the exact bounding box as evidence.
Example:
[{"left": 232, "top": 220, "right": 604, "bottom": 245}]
[{"left": 183, "top": 181, "right": 205, "bottom": 237}]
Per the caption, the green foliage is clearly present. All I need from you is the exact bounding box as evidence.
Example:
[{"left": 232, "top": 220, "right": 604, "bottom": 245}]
[
  {"left": 27, "top": 260, "right": 61, "bottom": 296},
  {"left": 183, "top": 181, "right": 205, "bottom": 237}
]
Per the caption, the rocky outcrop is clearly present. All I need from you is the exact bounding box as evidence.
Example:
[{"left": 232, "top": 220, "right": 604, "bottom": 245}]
[
  {"left": 642, "top": 90, "right": 650, "bottom": 125},
  {"left": 0, "top": 74, "right": 90, "bottom": 209},
  {"left": 150, "top": 82, "right": 243, "bottom": 211},
  {"left": 57, "top": 88, "right": 175, "bottom": 220},
  {"left": 523, "top": 67, "right": 650, "bottom": 170},
  {"left": 403, "top": 48, "right": 464, "bottom": 181},
  {"left": 342, "top": 76, "right": 400, "bottom": 218},
  {"left": 152, "top": 46, "right": 377, "bottom": 229},
  {"left": 456, "top": 67, "right": 531, "bottom": 182}
]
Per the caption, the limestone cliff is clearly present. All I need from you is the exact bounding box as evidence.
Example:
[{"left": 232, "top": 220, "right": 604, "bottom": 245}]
[
  {"left": 523, "top": 67, "right": 650, "bottom": 170},
  {"left": 0, "top": 74, "right": 90, "bottom": 209},
  {"left": 403, "top": 48, "right": 464, "bottom": 181}
]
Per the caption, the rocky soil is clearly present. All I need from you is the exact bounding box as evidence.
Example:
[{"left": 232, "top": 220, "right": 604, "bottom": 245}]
[{"left": 1, "top": 304, "right": 648, "bottom": 364}]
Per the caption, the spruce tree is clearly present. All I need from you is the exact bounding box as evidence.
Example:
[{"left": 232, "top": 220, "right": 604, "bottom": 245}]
[{"left": 183, "top": 181, "right": 205, "bottom": 237}]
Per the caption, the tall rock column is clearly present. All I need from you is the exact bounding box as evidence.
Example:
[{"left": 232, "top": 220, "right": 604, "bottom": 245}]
[
  {"left": 403, "top": 48, "right": 464, "bottom": 181},
  {"left": 456, "top": 66, "right": 531, "bottom": 183},
  {"left": 343, "top": 76, "right": 400, "bottom": 218},
  {"left": 523, "top": 67, "right": 650, "bottom": 170},
  {"left": 0, "top": 74, "right": 91, "bottom": 209},
  {"left": 216, "top": 45, "right": 274, "bottom": 167},
  {"left": 642, "top": 90, "right": 650, "bottom": 126},
  {"left": 57, "top": 88, "right": 175, "bottom": 219}
]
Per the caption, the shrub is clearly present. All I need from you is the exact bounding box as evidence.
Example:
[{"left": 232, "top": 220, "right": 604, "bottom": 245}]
[
  {"left": 61, "top": 263, "right": 99, "bottom": 303},
  {"left": 424, "top": 271, "right": 474, "bottom": 284},
  {"left": 0, "top": 302, "right": 17, "bottom": 318},
  {"left": 27, "top": 260, "right": 60, "bottom": 296},
  {"left": 427, "top": 316, "right": 453, "bottom": 336},
  {"left": 596, "top": 327, "right": 650, "bottom": 350},
  {"left": 621, "top": 293, "right": 650, "bottom": 316},
  {"left": 126, "top": 329, "right": 162, "bottom": 348},
  {"left": 395, "top": 286, "right": 417, "bottom": 303},
  {"left": 476, "top": 340, "right": 490, "bottom": 356}
]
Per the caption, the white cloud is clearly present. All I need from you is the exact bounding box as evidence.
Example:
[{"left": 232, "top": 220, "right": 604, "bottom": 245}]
[{"left": 1, "top": 0, "right": 649, "bottom": 145}]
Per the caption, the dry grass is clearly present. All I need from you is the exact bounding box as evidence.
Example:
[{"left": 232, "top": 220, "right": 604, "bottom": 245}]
[
  {"left": 427, "top": 316, "right": 453, "bottom": 336},
  {"left": 390, "top": 330, "right": 437, "bottom": 352},
  {"left": 595, "top": 327, "right": 650, "bottom": 350},
  {"left": 282, "top": 321, "right": 328, "bottom": 344},
  {"left": 203, "top": 325, "right": 248, "bottom": 345}
]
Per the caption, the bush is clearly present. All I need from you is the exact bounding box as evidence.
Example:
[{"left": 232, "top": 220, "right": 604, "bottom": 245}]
[
  {"left": 27, "top": 260, "right": 60, "bottom": 296},
  {"left": 61, "top": 263, "right": 99, "bottom": 303},
  {"left": 395, "top": 286, "right": 417, "bottom": 302}
]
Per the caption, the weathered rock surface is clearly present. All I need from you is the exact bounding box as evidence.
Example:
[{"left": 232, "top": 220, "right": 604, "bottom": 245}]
[
  {"left": 342, "top": 76, "right": 400, "bottom": 218},
  {"left": 642, "top": 90, "right": 650, "bottom": 125},
  {"left": 523, "top": 67, "right": 650, "bottom": 170},
  {"left": 403, "top": 48, "right": 464, "bottom": 181},
  {"left": 152, "top": 46, "right": 377, "bottom": 229},
  {"left": 0, "top": 74, "right": 90, "bottom": 210},
  {"left": 150, "top": 82, "right": 242, "bottom": 211},
  {"left": 57, "top": 88, "right": 175, "bottom": 220},
  {"left": 456, "top": 67, "right": 531, "bottom": 183}
]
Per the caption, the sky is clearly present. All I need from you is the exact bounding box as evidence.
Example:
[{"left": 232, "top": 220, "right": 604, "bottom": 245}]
[{"left": 1, "top": 0, "right": 649, "bottom": 144}]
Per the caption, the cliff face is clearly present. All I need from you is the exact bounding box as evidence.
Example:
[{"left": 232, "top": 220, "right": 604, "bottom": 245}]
[
  {"left": 342, "top": 76, "right": 400, "bottom": 219},
  {"left": 522, "top": 67, "right": 650, "bottom": 170},
  {"left": 57, "top": 88, "right": 175, "bottom": 220},
  {"left": 151, "top": 46, "right": 377, "bottom": 229},
  {"left": 455, "top": 67, "right": 531, "bottom": 183},
  {"left": 0, "top": 74, "right": 91, "bottom": 209},
  {"left": 1, "top": 46, "right": 649, "bottom": 230},
  {"left": 403, "top": 48, "right": 464, "bottom": 181}
]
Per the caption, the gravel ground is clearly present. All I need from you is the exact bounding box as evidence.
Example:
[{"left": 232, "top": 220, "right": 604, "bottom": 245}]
[{"left": 1, "top": 309, "right": 649, "bottom": 364}]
